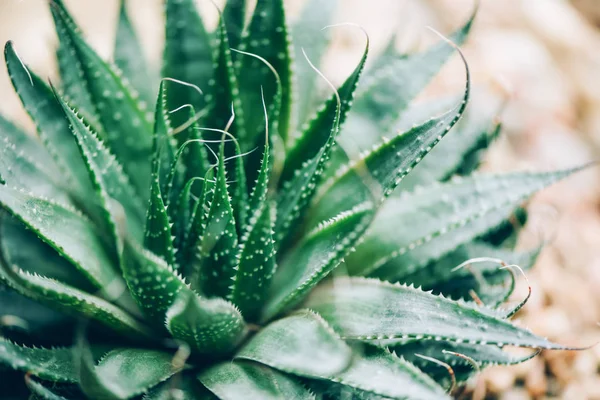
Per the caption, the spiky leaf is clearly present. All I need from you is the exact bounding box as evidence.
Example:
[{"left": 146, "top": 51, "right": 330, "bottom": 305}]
[
  {"left": 0, "top": 338, "right": 76, "bottom": 382},
  {"left": 292, "top": 0, "right": 337, "bottom": 129},
  {"left": 0, "top": 186, "right": 123, "bottom": 297},
  {"left": 230, "top": 202, "right": 276, "bottom": 321},
  {"left": 264, "top": 202, "right": 374, "bottom": 320},
  {"left": 305, "top": 277, "right": 569, "bottom": 349},
  {"left": 165, "top": 291, "right": 247, "bottom": 356},
  {"left": 114, "top": 0, "right": 155, "bottom": 105},
  {"left": 236, "top": 311, "right": 352, "bottom": 376},
  {"left": 347, "top": 168, "right": 583, "bottom": 280},
  {"left": 236, "top": 0, "right": 293, "bottom": 146},
  {"left": 51, "top": 3, "right": 154, "bottom": 195},
  {"left": 195, "top": 147, "right": 238, "bottom": 298},
  {"left": 198, "top": 361, "right": 314, "bottom": 400},
  {"left": 4, "top": 41, "right": 94, "bottom": 201},
  {"left": 162, "top": 0, "right": 212, "bottom": 132}
]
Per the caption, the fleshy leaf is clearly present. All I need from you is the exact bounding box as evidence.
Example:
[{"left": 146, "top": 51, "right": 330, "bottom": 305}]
[
  {"left": 195, "top": 145, "right": 238, "bottom": 298},
  {"left": 51, "top": 0, "right": 96, "bottom": 117},
  {"left": 311, "top": 345, "right": 450, "bottom": 400},
  {"left": 222, "top": 0, "right": 246, "bottom": 48},
  {"left": 0, "top": 338, "right": 76, "bottom": 382},
  {"left": 305, "top": 277, "right": 570, "bottom": 349},
  {"left": 236, "top": 0, "right": 293, "bottom": 147},
  {"left": 281, "top": 33, "right": 369, "bottom": 183},
  {"left": 390, "top": 339, "right": 541, "bottom": 368},
  {"left": 162, "top": 0, "right": 212, "bottom": 134},
  {"left": 335, "top": 12, "right": 474, "bottom": 158},
  {"left": 236, "top": 311, "right": 352, "bottom": 376},
  {"left": 4, "top": 41, "right": 94, "bottom": 202},
  {"left": 152, "top": 81, "right": 180, "bottom": 200},
  {"left": 406, "top": 241, "right": 540, "bottom": 305},
  {"left": 0, "top": 185, "right": 124, "bottom": 298},
  {"left": 114, "top": 0, "right": 155, "bottom": 105},
  {"left": 394, "top": 90, "right": 501, "bottom": 191},
  {"left": 181, "top": 171, "right": 215, "bottom": 270},
  {"left": 230, "top": 201, "right": 277, "bottom": 322},
  {"left": 79, "top": 346, "right": 182, "bottom": 400},
  {"left": 25, "top": 377, "right": 70, "bottom": 400},
  {"left": 198, "top": 361, "right": 314, "bottom": 400},
  {"left": 309, "top": 49, "right": 470, "bottom": 226},
  {"left": 0, "top": 113, "right": 57, "bottom": 173},
  {"left": 274, "top": 36, "right": 369, "bottom": 246},
  {"left": 291, "top": 0, "right": 337, "bottom": 130},
  {"left": 346, "top": 168, "right": 584, "bottom": 280},
  {"left": 143, "top": 169, "right": 176, "bottom": 267},
  {"left": 264, "top": 202, "right": 374, "bottom": 321},
  {"left": 121, "top": 244, "right": 187, "bottom": 323},
  {"left": 204, "top": 18, "right": 245, "bottom": 142},
  {"left": 0, "top": 263, "right": 151, "bottom": 338},
  {"left": 1, "top": 215, "right": 94, "bottom": 290},
  {"left": 144, "top": 376, "right": 216, "bottom": 400},
  {"left": 165, "top": 291, "right": 247, "bottom": 356},
  {"left": 56, "top": 95, "right": 146, "bottom": 246},
  {"left": 51, "top": 2, "right": 154, "bottom": 195},
  {"left": 0, "top": 119, "right": 71, "bottom": 204}
]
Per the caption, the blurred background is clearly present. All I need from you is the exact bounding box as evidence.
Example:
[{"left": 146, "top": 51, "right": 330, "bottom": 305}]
[{"left": 1, "top": 0, "right": 600, "bottom": 398}]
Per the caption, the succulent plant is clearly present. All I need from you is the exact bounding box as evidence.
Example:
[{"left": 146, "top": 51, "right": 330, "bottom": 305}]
[{"left": 0, "top": 0, "right": 585, "bottom": 399}]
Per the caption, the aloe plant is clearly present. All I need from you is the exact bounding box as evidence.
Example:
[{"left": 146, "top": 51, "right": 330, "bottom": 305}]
[{"left": 0, "top": 0, "right": 585, "bottom": 399}]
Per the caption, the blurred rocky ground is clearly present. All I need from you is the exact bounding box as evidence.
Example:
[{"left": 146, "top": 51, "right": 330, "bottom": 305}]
[{"left": 1, "top": 0, "right": 599, "bottom": 398}]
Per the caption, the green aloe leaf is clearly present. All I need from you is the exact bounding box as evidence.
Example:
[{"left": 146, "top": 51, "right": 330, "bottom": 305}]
[
  {"left": 121, "top": 244, "right": 187, "bottom": 323},
  {"left": 390, "top": 339, "right": 541, "bottom": 368},
  {"left": 394, "top": 90, "right": 501, "bottom": 191},
  {"left": 205, "top": 18, "right": 245, "bottom": 142},
  {"left": 304, "top": 277, "right": 570, "bottom": 349},
  {"left": 0, "top": 113, "right": 57, "bottom": 173},
  {"left": 165, "top": 291, "right": 247, "bottom": 356},
  {"left": 176, "top": 107, "right": 210, "bottom": 197},
  {"left": 181, "top": 171, "right": 215, "bottom": 270},
  {"left": 50, "top": 0, "right": 97, "bottom": 118},
  {"left": 281, "top": 32, "right": 369, "bottom": 184},
  {"left": 0, "top": 185, "right": 124, "bottom": 298},
  {"left": 0, "top": 338, "right": 76, "bottom": 383},
  {"left": 223, "top": 0, "right": 246, "bottom": 48},
  {"left": 198, "top": 361, "right": 314, "bottom": 400},
  {"left": 335, "top": 12, "right": 474, "bottom": 157},
  {"left": 144, "top": 166, "right": 176, "bottom": 266},
  {"left": 4, "top": 41, "right": 94, "bottom": 202},
  {"left": 309, "top": 49, "right": 470, "bottom": 226},
  {"left": 25, "top": 377, "right": 70, "bottom": 400},
  {"left": 162, "top": 0, "right": 212, "bottom": 133},
  {"left": 56, "top": 96, "right": 146, "bottom": 246},
  {"left": 79, "top": 346, "right": 182, "bottom": 400},
  {"left": 51, "top": 3, "right": 154, "bottom": 195},
  {"left": 312, "top": 345, "right": 450, "bottom": 400},
  {"left": 274, "top": 38, "right": 369, "bottom": 246},
  {"left": 230, "top": 201, "right": 276, "bottom": 322},
  {"left": 291, "top": 0, "right": 337, "bottom": 130},
  {"left": 0, "top": 262, "right": 151, "bottom": 338},
  {"left": 1, "top": 215, "right": 94, "bottom": 290},
  {"left": 236, "top": 311, "right": 352, "bottom": 377},
  {"left": 195, "top": 145, "right": 238, "bottom": 298},
  {"left": 236, "top": 0, "right": 293, "bottom": 146},
  {"left": 0, "top": 285, "right": 71, "bottom": 336},
  {"left": 406, "top": 242, "right": 540, "bottom": 305},
  {"left": 144, "top": 376, "right": 216, "bottom": 400},
  {"left": 264, "top": 202, "right": 374, "bottom": 321},
  {"left": 346, "top": 168, "right": 583, "bottom": 280},
  {"left": 0, "top": 132, "right": 68, "bottom": 203},
  {"left": 152, "top": 81, "right": 180, "bottom": 199},
  {"left": 114, "top": 0, "right": 155, "bottom": 105}
]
